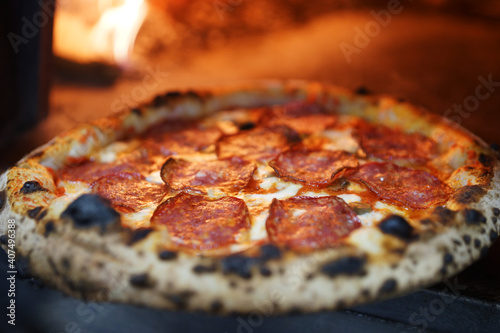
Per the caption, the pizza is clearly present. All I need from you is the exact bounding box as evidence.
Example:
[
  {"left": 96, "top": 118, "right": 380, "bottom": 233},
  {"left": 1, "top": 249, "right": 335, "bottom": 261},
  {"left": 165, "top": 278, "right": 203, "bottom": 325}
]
[{"left": 0, "top": 80, "right": 499, "bottom": 314}]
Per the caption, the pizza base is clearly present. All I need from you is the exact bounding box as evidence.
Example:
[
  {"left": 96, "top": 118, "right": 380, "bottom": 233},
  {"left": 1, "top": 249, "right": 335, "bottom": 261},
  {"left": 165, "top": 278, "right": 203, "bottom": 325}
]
[{"left": 1, "top": 80, "right": 499, "bottom": 313}]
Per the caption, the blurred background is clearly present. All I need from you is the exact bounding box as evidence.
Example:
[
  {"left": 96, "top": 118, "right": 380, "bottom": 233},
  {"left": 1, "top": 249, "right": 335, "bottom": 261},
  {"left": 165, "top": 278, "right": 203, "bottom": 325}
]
[{"left": 0, "top": 0, "right": 499, "bottom": 167}]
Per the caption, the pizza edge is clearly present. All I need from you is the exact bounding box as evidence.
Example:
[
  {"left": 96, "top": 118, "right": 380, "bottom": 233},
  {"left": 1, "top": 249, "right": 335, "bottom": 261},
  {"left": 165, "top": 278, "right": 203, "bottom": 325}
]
[{"left": 0, "top": 80, "right": 499, "bottom": 314}]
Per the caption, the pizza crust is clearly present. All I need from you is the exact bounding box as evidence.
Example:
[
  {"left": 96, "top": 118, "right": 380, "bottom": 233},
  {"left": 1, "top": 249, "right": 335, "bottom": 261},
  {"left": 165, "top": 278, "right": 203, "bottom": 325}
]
[{"left": 1, "top": 80, "right": 499, "bottom": 313}]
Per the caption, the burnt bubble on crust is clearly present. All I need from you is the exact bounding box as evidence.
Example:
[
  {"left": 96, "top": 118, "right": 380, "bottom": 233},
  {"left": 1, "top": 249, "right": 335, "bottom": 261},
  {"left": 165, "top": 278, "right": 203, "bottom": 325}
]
[
  {"left": 44, "top": 221, "right": 55, "bottom": 237},
  {"left": 61, "top": 194, "right": 120, "bottom": 231},
  {"left": 164, "top": 291, "right": 195, "bottom": 310},
  {"left": 462, "top": 209, "right": 487, "bottom": 225},
  {"left": 478, "top": 153, "right": 494, "bottom": 167},
  {"left": 259, "top": 244, "right": 282, "bottom": 261},
  {"left": 378, "top": 278, "right": 398, "bottom": 295},
  {"left": 432, "top": 207, "right": 456, "bottom": 225},
  {"left": 239, "top": 122, "right": 256, "bottom": 131},
  {"left": 453, "top": 186, "right": 487, "bottom": 205},
  {"left": 0, "top": 190, "right": 6, "bottom": 211},
  {"left": 493, "top": 208, "right": 500, "bottom": 217},
  {"left": 131, "top": 107, "right": 142, "bottom": 116},
  {"left": 321, "top": 256, "right": 366, "bottom": 278},
  {"left": 378, "top": 215, "right": 414, "bottom": 240},
  {"left": 27, "top": 206, "right": 44, "bottom": 219},
  {"left": 489, "top": 230, "right": 498, "bottom": 242},
  {"left": 193, "top": 264, "right": 217, "bottom": 274},
  {"left": 19, "top": 181, "right": 47, "bottom": 194},
  {"left": 355, "top": 86, "right": 370, "bottom": 95},
  {"left": 129, "top": 273, "right": 152, "bottom": 288},
  {"left": 127, "top": 228, "right": 153, "bottom": 245},
  {"left": 159, "top": 250, "right": 178, "bottom": 261},
  {"left": 222, "top": 255, "right": 256, "bottom": 279}
]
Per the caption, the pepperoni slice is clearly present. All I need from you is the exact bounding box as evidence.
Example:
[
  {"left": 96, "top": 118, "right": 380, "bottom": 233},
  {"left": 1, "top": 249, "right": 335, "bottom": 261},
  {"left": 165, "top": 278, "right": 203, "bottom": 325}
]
[
  {"left": 263, "top": 102, "right": 337, "bottom": 134},
  {"left": 160, "top": 157, "right": 256, "bottom": 193},
  {"left": 269, "top": 148, "right": 358, "bottom": 187},
  {"left": 266, "top": 196, "right": 361, "bottom": 252},
  {"left": 143, "top": 127, "right": 221, "bottom": 156},
  {"left": 91, "top": 172, "right": 168, "bottom": 213},
  {"left": 57, "top": 147, "right": 156, "bottom": 183},
  {"left": 356, "top": 123, "right": 436, "bottom": 164},
  {"left": 216, "top": 125, "right": 301, "bottom": 161},
  {"left": 348, "top": 162, "right": 452, "bottom": 209},
  {"left": 151, "top": 193, "right": 251, "bottom": 251}
]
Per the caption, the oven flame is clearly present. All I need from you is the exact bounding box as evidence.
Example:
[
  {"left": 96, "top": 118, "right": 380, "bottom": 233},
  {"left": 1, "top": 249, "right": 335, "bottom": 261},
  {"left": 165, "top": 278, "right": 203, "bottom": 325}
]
[
  {"left": 53, "top": 0, "right": 148, "bottom": 66},
  {"left": 91, "top": 0, "right": 148, "bottom": 66}
]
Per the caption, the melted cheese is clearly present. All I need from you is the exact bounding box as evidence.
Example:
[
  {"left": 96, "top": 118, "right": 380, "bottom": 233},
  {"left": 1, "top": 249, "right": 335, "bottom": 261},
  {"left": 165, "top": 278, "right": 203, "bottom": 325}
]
[{"left": 52, "top": 110, "right": 415, "bottom": 254}]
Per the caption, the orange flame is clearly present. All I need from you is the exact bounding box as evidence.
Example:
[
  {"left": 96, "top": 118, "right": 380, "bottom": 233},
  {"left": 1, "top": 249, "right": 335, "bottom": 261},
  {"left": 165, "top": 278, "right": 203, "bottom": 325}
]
[
  {"left": 91, "top": 0, "right": 148, "bottom": 66},
  {"left": 53, "top": 0, "right": 147, "bottom": 66}
]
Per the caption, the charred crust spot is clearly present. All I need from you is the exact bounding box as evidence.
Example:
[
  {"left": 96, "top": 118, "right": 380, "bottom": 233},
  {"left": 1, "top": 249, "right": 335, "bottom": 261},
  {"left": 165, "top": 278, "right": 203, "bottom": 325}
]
[
  {"left": 432, "top": 207, "right": 456, "bottom": 225},
  {"left": 193, "top": 264, "right": 217, "bottom": 274},
  {"left": 27, "top": 206, "right": 44, "bottom": 219},
  {"left": 480, "top": 246, "right": 489, "bottom": 258},
  {"left": 20, "top": 181, "right": 47, "bottom": 194},
  {"left": 362, "top": 289, "right": 370, "bottom": 297},
  {"left": 306, "top": 273, "right": 314, "bottom": 280},
  {"left": 239, "top": 122, "right": 256, "bottom": 131},
  {"left": 378, "top": 215, "right": 414, "bottom": 240},
  {"left": 378, "top": 279, "right": 397, "bottom": 295},
  {"left": 490, "top": 143, "right": 499, "bottom": 151},
  {"left": 127, "top": 228, "right": 153, "bottom": 245},
  {"left": 210, "top": 300, "right": 223, "bottom": 313},
  {"left": 493, "top": 217, "right": 498, "bottom": 224},
  {"left": 229, "top": 281, "right": 237, "bottom": 289},
  {"left": 165, "top": 91, "right": 182, "bottom": 99},
  {"left": 355, "top": 86, "right": 370, "bottom": 95},
  {"left": 453, "top": 239, "right": 461, "bottom": 246},
  {"left": 61, "top": 194, "right": 120, "bottom": 231},
  {"left": 129, "top": 273, "right": 151, "bottom": 288},
  {"left": 186, "top": 90, "right": 202, "bottom": 100},
  {"left": 454, "top": 186, "right": 487, "bottom": 205},
  {"left": 164, "top": 291, "right": 194, "bottom": 310},
  {"left": 222, "top": 255, "right": 254, "bottom": 279},
  {"left": 493, "top": 208, "right": 500, "bottom": 216},
  {"left": 419, "top": 218, "right": 433, "bottom": 225},
  {"left": 159, "top": 250, "right": 177, "bottom": 261},
  {"left": 478, "top": 153, "right": 493, "bottom": 167},
  {"left": 490, "top": 230, "right": 498, "bottom": 242},
  {"left": 443, "top": 253, "right": 454, "bottom": 265},
  {"left": 260, "top": 267, "right": 272, "bottom": 277},
  {"left": 463, "top": 235, "right": 471, "bottom": 244},
  {"left": 259, "top": 244, "right": 281, "bottom": 261},
  {"left": 321, "top": 256, "right": 366, "bottom": 278},
  {"left": 152, "top": 95, "right": 166, "bottom": 107},
  {"left": 0, "top": 190, "right": 6, "bottom": 211},
  {"left": 463, "top": 209, "right": 487, "bottom": 225},
  {"left": 474, "top": 239, "right": 481, "bottom": 249},
  {"left": 61, "top": 258, "right": 71, "bottom": 270},
  {"left": 0, "top": 235, "right": 7, "bottom": 245},
  {"left": 131, "top": 107, "right": 142, "bottom": 116},
  {"left": 44, "top": 221, "right": 55, "bottom": 237}
]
